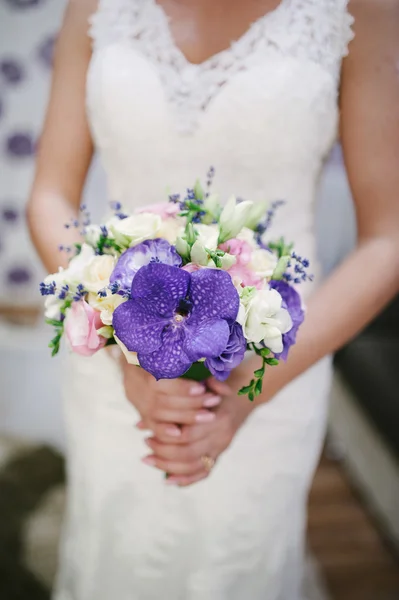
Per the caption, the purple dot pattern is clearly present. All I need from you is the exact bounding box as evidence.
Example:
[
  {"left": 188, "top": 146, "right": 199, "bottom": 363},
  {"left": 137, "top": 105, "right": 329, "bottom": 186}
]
[
  {"left": 0, "top": 59, "right": 25, "bottom": 84},
  {"left": 1, "top": 204, "right": 20, "bottom": 223},
  {"left": 7, "top": 266, "right": 32, "bottom": 285},
  {"left": 37, "top": 35, "right": 56, "bottom": 69},
  {"left": 6, "top": 132, "right": 36, "bottom": 157},
  {"left": 5, "top": 0, "right": 44, "bottom": 8}
]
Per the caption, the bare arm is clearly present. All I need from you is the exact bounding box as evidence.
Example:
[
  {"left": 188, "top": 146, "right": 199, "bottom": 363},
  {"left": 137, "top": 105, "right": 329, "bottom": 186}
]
[
  {"left": 249, "top": 0, "right": 399, "bottom": 402},
  {"left": 27, "top": 0, "right": 97, "bottom": 272}
]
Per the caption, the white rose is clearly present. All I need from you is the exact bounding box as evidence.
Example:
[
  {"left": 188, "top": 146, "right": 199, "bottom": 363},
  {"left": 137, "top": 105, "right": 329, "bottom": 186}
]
[
  {"left": 241, "top": 287, "right": 292, "bottom": 353},
  {"left": 87, "top": 291, "right": 126, "bottom": 326},
  {"left": 114, "top": 335, "right": 140, "bottom": 366},
  {"left": 219, "top": 196, "right": 253, "bottom": 243},
  {"left": 110, "top": 214, "right": 162, "bottom": 247},
  {"left": 158, "top": 218, "right": 184, "bottom": 244},
  {"left": 82, "top": 255, "right": 116, "bottom": 293},
  {"left": 66, "top": 243, "right": 96, "bottom": 284},
  {"left": 249, "top": 249, "right": 278, "bottom": 280},
  {"left": 194, "top": 224, "right": 219, "bottom": 251}
]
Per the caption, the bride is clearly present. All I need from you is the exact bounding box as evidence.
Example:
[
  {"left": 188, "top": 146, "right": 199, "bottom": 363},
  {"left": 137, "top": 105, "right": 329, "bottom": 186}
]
[{"left": 28, "top": 1, "right": 399, "bottom": 598}]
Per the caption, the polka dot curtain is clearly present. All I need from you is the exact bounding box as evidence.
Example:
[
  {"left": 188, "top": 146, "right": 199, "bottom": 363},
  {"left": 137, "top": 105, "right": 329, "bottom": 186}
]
[{"left": 0, "top": 0, "right": 66, "bottom": 306}]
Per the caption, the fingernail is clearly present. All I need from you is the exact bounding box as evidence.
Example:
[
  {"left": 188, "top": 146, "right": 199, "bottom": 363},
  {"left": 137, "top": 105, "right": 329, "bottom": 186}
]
[
  {"left": 203, "top": 395, "right": 221, "bottom": 408},
  {"left": 166, "top": 426, "right": 181, "bottom": 437},
  {"left": 190, "top": 383, "right": 205, "bottom": 396},
  {"left": 144, "top": 437, "right": 153, "bottom": 447},
  {"left": 142, "top": 456, "right": 156, "bottom": 466},
  {"left": 165, "top": 478, "right": 178, "bottom": 486},
  {"left": 195, "top": 411, "right": 216, "bottom": 423},
  {"left": 136, "top": 421, "right": 145, "bottom": 429}
]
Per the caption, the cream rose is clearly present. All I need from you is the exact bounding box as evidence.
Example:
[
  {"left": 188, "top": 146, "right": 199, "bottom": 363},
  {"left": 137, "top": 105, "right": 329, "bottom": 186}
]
[
  {"left": 109, "top": 214, "right": 162, "bottom": 247},
  {"left": 82, "top": 254, "right": 116, "bottom": 293},
  {"left": 87, "top": 291, "right": 126, "bottom": 326},
  {"left": 249, "top": 249, "right": 278, "bottom": 280}
]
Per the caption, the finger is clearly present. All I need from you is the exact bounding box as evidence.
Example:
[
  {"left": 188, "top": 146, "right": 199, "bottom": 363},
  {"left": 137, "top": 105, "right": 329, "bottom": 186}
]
[
  {"left": 145, "top": 437, "right": 208, "bottom": 463},
  {"left": 165, "top": 470, "right": 209, "bottom": 487},
  {"left": 159, "top": 393, "right": 221, "bottom": 411},
  {"left": 152, "top": 378, "right": 206, "bottom": 397},
  {"left": 205, "top": 377, "right": 232, "bottom": 396},
  {"left": 151, "top": 407, "right": 216, "bottom": 426},
  {"left": 149, "top": 422, "right": 209, "bottom": 444},
  {"left": 142, "top": 454, "right": 203, "bottom": 476}
]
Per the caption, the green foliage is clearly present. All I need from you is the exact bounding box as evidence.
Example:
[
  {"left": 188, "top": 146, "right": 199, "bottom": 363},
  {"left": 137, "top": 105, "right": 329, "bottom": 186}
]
[{"left": 238, "top": 344, "right": 280, "bottom": 401}]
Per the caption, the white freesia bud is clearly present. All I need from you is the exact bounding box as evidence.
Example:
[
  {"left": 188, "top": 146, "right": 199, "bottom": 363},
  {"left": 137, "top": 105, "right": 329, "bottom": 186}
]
[
  {"left": 241, "top": 287, "right": 292, "bottom": 354},
  {"left": 204, "top": 192, "right": 220, "bottom": 216},
  {"left": 175, "top": 236, "right": 191, "bottom": 260},
  {"left": 109, "top": 214, "right": 162, "bottom": 247},
  {"left": 272, "top": 255, "right": 291, "bottom": 280},
  {"left": 82, "top": 255, "right": 116, "bottom": 293},
  {"left": 114, "top": 335, "right": 140, "bottom": 366},
  {"left": 219, "top": 196, "right": 254, "bottom": 243},
  {"left": 190, "top": 240, "right": 209, "bottom": 266},
  {"left": 219, "top": 253, "right": 237, "bottom": 270},
  {"left": 245, "top": 200, "right": 269, "bottom": 231},
  {"left": 84, "top": 224, "right": 103, "bottom": 247}
]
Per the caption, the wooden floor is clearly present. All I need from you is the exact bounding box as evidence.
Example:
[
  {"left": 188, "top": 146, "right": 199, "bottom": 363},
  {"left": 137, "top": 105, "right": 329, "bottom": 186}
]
[{"left": 308, "top": 455, "right": 399, "bottom": 600}]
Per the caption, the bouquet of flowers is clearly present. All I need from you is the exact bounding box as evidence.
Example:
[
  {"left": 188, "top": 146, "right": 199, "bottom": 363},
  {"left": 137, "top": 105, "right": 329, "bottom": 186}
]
[{"left": 40, "top": 170, "right": 311, "bottom": 400}]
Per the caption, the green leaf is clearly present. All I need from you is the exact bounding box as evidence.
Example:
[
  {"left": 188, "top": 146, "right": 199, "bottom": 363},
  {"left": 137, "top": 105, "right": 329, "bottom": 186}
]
[
  {"left": 238, "top": 384, "right": 254, "bottom": 396},
  {"left": 254, "top": 368, "right": 264, "bottom": 378},
  {"left": 248, "top": 391, "right": 255, "bottom": 402},
  {"left": 194, "top": 179, "right": 204, "bottom": 201},
  {"left": 45, "top": 318, "right": 63, "bottom": 327},
  {"left": 255, "top": 378, "right": 263, "bottom": 396},
  {"left": 265, "top": 357, "right": 279, "bottom": 366},
  {"left": 51, "top": 346, "right": 60, "bottom": 357},
  {"left": 260, "top": 347, "right": 271, "bottom": 358}
]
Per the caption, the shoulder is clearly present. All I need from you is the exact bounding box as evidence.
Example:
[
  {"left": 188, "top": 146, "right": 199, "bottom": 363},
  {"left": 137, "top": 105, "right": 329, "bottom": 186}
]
[
  {"left": 348, "top": 0, "right": 399, "bottom": 38},
  {"left": 62, "top": 0, "right": 99, "bottom": 33}
]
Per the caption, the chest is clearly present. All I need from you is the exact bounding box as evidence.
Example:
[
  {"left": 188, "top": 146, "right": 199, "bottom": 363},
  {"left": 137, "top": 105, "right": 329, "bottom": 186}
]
[
  {"left": 155, "top": 0, "right": 284, "bottom": 65},
  {"left": 87, "top": 0, "right": 346, "bottom": 141}
]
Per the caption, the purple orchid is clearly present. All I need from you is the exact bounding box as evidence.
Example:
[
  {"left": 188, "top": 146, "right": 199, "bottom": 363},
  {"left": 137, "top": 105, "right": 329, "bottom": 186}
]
[
  {"left": 270, "top": 280, "right": 304, "bottom": 361},
  {"left": 205, "top": 320, "right": 246, "bottom": 381},
  {"left": 110, "top": 238, "right": 182, "bottom": 292},
  {"left": 113, "top": 263, "right": 240, "bottom": 379}
]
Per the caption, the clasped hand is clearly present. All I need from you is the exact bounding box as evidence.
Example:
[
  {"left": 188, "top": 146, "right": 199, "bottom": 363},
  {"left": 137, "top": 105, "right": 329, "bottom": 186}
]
[{"left": 123, "top": 363, "right": 254, "bottom": 487}]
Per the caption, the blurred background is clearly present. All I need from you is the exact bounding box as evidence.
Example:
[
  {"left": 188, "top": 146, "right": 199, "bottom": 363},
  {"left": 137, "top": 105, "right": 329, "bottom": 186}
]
[{"left": 0, "top": 2, "right": 398, "bottom": 599}]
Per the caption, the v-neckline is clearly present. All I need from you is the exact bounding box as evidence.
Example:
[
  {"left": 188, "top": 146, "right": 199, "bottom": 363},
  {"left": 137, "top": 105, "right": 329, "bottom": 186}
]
[{"left": 150, "top": 0, "right": 288, "bottom": 70}]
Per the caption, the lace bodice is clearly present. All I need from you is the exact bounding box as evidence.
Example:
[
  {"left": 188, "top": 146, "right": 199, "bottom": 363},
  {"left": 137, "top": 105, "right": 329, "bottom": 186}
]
[
  {"left": 86, "top": 0, "right": 354, "bottom": 292},
  {"left": 89, "top": 0, "right": 354, "bottom": 134}
]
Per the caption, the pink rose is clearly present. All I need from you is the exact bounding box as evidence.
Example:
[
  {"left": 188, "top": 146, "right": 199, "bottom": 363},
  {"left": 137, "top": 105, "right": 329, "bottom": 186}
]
[
  {"left": 136, "top": 203, "right": 180, "bottom": 219},
  {"left": 219, "top": 239, "right": 263, "bottom": 288},
  {"left": 65, "top": 300, "right": 107, "bottom": 357}
]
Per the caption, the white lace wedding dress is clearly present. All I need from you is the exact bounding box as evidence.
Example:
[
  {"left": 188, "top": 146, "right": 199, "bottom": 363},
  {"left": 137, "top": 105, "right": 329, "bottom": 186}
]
[{"left": 54, "top": 1, "right": 354, "bottom": 599}]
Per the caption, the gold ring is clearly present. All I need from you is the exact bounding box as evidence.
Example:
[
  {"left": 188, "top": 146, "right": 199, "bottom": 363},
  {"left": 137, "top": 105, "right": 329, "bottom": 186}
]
[{"left": 201, "top": 455, "right": 215, "bottom": 472}]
